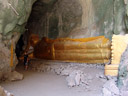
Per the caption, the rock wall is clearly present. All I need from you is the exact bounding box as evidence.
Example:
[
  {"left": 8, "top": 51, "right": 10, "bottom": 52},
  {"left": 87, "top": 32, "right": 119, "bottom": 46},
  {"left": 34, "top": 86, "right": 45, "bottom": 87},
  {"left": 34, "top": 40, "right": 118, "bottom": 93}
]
[
  {"left": 27, "top": 0, "right": 128, "bottom": 40},
  {"left": 1, "top": 0, "right": 128, "bottom": 81},
  {"left": 118, "top": 45, "right": 128, "bottom": 90},
  {"left": 27, "top": 0, "right": 82, "bottom": 39},
  {"left": 0, "top": 0, "right": 36, "bottom": 80}
]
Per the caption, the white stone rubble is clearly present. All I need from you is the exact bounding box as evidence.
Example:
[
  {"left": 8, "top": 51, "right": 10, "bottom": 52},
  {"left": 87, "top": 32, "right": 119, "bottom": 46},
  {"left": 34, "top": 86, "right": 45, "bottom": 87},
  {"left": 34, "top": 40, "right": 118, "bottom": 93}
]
[
  {"left": 8, "top": 71, "right": 23, "bottom": 81},
  {"left": 0, "top": 86, "right": 13, "bottom": 96},
  {"left": 29, "top": 60, "right": 123, "bottom": 95},
  {"left": 30, "top": 61, "right": 105, "bottom": 88},
  {"left": 102, "top": 78, "right": 120, "bottom": 96}
]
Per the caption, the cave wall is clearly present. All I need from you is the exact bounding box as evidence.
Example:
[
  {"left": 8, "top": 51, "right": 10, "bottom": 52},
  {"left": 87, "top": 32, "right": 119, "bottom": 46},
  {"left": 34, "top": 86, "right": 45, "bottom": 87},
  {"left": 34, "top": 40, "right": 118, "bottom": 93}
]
[
  {"left": 0, "top": 0, "right": 36, "bottom": 80},
  {"left": 0, "top": 0, "right": 128, "bottom": 80},
  {"left": 27, "top": 0, "right": 128, "bottom": 40},
  {"left": 118, "top": 45, "right": 128, "bottom": 90},
  {"left": 27, "top": 0, "right": 82, "bottom": 39}
]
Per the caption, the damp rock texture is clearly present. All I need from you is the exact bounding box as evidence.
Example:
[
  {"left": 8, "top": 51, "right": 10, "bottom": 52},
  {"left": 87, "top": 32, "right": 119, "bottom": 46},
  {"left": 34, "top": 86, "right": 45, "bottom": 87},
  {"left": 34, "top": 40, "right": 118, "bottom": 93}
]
[
  {"left": 0, "top": 0, "right": 36, "bottom": 80},
  {"left": 0, "top": 0, "right": 36, "bottom": 39},
  {"left": 0, "top": 86, "right": 13, "bottom": 96},
  {"left": 27, "top": 0, "right": 128, "bottom": 40},
  {"left": 118, "top": 45, "right": 128, "bottom": 91},
  {"left": 27, "top": 0, "right": 82, "bottom": 39}
]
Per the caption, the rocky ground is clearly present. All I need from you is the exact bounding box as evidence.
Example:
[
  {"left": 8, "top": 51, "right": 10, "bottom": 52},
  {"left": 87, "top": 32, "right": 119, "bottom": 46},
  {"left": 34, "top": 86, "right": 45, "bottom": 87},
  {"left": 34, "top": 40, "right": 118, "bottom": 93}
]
[
  {"left": 0, "top": 60, "right": 123, "bottom": 96},
  {"left": 30, "top": 60, "right": 106, "bottom": 88},
  {"left": 30, "top": 60, "right": 121, "bottom": 96}
]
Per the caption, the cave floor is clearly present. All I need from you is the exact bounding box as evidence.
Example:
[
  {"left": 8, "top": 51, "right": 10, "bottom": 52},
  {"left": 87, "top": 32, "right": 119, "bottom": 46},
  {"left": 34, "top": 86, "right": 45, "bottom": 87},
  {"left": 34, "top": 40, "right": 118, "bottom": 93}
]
[{"left": 1, "top": 60, "right": 104, "bottom": 96}]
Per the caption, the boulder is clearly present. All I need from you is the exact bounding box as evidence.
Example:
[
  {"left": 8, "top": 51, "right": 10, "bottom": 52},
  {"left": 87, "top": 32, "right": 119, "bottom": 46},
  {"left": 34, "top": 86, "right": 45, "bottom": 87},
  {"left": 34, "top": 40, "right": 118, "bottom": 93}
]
[
  {"left": 8, "top": 71, "right": 23, "bottom": 81},
  {"left": 118, "top": 45, "right": 128, "bottom": 90},
  {"left": 103, "top": 79, "right": 119, "bottom": 96},
  {"left": 0, "top": 86, "right": 13, "bottom": 96}
]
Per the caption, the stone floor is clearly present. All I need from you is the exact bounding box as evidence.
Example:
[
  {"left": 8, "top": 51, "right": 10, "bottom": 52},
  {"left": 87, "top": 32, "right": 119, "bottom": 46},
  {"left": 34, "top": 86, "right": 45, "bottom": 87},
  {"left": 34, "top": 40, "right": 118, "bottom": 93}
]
[{"left": 0, "top": 60, "right": 115, "bottom": 96}]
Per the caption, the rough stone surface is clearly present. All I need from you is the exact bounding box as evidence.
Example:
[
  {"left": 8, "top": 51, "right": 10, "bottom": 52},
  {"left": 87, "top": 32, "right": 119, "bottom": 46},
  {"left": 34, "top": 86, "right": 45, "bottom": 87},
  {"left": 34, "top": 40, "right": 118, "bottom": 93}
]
[
  {"left": 0, "top": 86, "right": 13, "bottom": 96},
  {"left": 121, "top": 91, "right": 128, "bottom": 96},
  {"left": 29, "top": 60, "right": 124, "bottom": 95},
  {"left": 1, "top": 0, "right": 128, "bottom": 82},
  {"left": 102, "top": 78, "right": 121, "bottom": 96},
  {"left": 0, "top": 0, "right": 36, "bottom": 36},
  {"left": 66, "top": 70, "right": 82, "bottom": 87},
  {"left": 118, "top": 45, "right": 128, "bottom": 90},
  {"left": 0, "top": 41, "right": 12, "bottom": 81},
  {"left": 103, "top": 87, "right": 112, "bottom": 96},
  {"left": 8, "top": 71, "right": 23, "bottom": 81},
  {"left": 29, "top": 60, "right": 105, "bottom": 91},
  {"left": 27, "top": 0, "right": 82, "bottom": 39},
  {"left": 26, "top": 0, "right": 128, "bottom": 40},
  {"left": 1, "top": 0, "right": 128, "bottom": 95},
  {"left": 0, "top": 0, "right": 36, "bottom": 80},
  {"left": 103, "top": 79, "right": 119, "bottom": 96}
]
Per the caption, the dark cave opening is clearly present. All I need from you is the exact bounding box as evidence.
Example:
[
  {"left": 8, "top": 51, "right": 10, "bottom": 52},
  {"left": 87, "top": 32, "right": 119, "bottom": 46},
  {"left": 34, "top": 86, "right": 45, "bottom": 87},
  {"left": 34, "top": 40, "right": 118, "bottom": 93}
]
[{"left": 15, "top": 35, "right": 24, "bottom": 59}]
